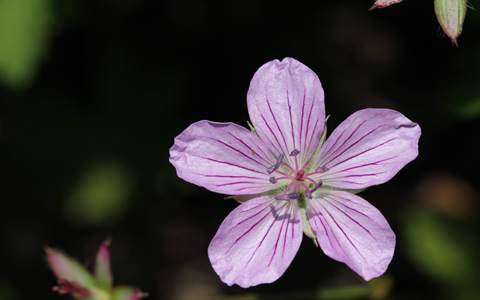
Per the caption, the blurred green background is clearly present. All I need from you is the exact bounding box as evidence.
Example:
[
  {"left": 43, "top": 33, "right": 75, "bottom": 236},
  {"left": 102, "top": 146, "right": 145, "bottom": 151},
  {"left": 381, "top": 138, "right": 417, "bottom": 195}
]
[{"left": 0, "top": 0, "right": 479, "bottom": 299}]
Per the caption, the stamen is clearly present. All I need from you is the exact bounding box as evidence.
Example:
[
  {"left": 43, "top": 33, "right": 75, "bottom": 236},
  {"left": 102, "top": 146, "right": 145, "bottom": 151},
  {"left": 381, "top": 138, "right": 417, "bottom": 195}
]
[
  {"left": 287, "top": 192, "right": 300, "bottom": 199},
  {"left": 269, "top": 176, "right": 277, "bottom": 184},
  {"left": 289, "top": 149, "right": 300, "bottom": 156},
  {"left": 275, "top": 192, "right": 300, "bottom": 201},
  {"left": 266, "top": 154, "right": 285, "bottom": 174},
  {"left": 317, "top": 166, "right": 329, "bottom": 173},
  {"left": 311, "top": 180, "right": 323, "bottom": 193}
]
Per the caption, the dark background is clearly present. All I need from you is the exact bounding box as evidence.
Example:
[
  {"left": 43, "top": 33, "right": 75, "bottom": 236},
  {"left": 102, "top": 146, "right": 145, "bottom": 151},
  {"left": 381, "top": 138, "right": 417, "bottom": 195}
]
[{"left": 1, "top": 0, "right": 479, "bottom": 299}]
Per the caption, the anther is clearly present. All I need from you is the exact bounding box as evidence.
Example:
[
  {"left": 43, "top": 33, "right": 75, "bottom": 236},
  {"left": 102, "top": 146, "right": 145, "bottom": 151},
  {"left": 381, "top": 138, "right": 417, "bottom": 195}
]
[
  {"left": 287, "top": 192, "right": 300, "bottom": 199},
  {"left": 310, "top": 180, "right": 323, "bottom": 193},
  {"left": 267, "top": 153, "right": 285, "bottom": 174},
  {"left": 269, "top": 176, "right": 277, "bottom": 184},
  {"left": 274, "top": 192, "right": 300, "bottom": 201},
  {"left": 316, "top": 166, "right": 329, "bottom": 173},
  {"left": 289, "top": 149, "right": 300, "bottom": 156}
]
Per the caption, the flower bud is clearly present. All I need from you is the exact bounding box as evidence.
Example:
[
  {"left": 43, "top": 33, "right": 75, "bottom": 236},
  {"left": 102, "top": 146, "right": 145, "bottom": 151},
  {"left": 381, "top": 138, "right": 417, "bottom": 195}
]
[
  {"left": 95, "top": 239, "right": 113, "bottom": 289},
  {"left": 369, "top": 0, "right": 403, "bottom": 10},
  {"left": 434, "top": 0, "right": 467, "bottom": 45}
]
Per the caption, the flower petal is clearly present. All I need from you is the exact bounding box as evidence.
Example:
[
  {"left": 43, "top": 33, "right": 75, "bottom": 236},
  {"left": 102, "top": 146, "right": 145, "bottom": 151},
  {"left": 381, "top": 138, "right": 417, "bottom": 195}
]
[
  {"left": 314, "top": 109, "right": 420, "bottom": 189},
  {"left": 307, "top": 191, "right": 395, "bottom": 280},
  {"left": 208, "top": 196, "right": 302, "bottom": 287},
  {"left": 170, "top": 121, "right": 277, "bottom": 195},
  {"left": 247, "top": 58, "right": 325, "bottom": 165}
]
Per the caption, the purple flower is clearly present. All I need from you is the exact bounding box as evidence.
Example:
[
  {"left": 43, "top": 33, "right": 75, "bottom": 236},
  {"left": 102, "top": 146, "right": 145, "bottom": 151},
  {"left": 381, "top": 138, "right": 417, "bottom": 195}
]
[{"left": 169, "top": 58, "right": 421, "bottom": 287}]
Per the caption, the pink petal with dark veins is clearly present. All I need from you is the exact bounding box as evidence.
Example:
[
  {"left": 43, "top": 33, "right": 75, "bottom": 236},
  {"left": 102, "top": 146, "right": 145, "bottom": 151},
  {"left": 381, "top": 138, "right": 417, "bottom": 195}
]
[
  {"left": 170, "top": 121, "right": 276, "bottom": 195},
  {"left": 308, "top": 190, "right": 395, "bottom": 280},
  {"left": 208, "top": 196, "right": 302, "bottom": 287},
  {"left": 314, "top": 109, "right": 420, "bottom": 189},
  {"left": 247, "top": 58, "right": 325, "bottom": 166}
]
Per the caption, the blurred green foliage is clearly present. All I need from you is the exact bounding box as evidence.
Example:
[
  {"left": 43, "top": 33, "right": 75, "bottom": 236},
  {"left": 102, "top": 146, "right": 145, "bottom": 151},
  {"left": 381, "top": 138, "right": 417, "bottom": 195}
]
[
  {"left": 0, "top": 0, "right": 53, "bottom": 89},
  {"left": 403, "top": 208, "right": 475, "bottom": 283},
  {"left": 0, "top": 283, "right": 15, "bottom": 300},
  {"left": 66, "top": 162, "right": 133, "bottom": 226},
  {"left": 455, "top": 97, "right": 480, "bottom": 120},
  {"left": 213, "top": 277, "right": 393, "bottom": 300}
]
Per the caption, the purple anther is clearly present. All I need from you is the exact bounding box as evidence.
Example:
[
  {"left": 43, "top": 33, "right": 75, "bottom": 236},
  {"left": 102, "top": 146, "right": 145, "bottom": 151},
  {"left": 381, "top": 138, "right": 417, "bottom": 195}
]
[
  {"left": 305, "top": 189, "right": 312, "bottom": 199},
  {"left": 310, "top": 180, "right": 323, "bottom": 194},
  {"left": 289, "top": 149, "right": 300, "bottom": 156},
  {"left": 266, "top": 154, "right": 285, "bottom": 174},
  {"left": 274, "top": 192, "right": 300, "bottom": 201},
  {"left": 269, "top": 176, "right": 277, "bottom": 184},
  {"left": 287, "top": 192, "right": 300, "bottom": 200},
  {"left": 316, "top": 166, "right": 329, "bottom": 173}
]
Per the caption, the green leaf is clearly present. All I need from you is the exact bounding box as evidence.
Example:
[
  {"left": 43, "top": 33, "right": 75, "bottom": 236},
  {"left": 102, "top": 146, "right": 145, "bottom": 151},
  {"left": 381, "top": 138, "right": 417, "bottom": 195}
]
[
  {"left": 0, "top": 0, "right": 54, "bottom": 88},
  {"left": 66, "top": 162, "right": 132, "bottom": 225},
  {"left": 403, "top": 208, "right": 475, "bottom": 283},
  {"left": 455, "top": 97, "right": 480, "bottom": 120}
]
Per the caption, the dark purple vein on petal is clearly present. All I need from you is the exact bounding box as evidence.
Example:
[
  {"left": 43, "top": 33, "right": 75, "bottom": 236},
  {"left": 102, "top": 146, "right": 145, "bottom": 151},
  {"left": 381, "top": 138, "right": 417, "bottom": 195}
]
[
  {"left": 325, "top": 198, "right": 376, "bottom": 241},
  {"left": 323, "top": 124, "right": 388, "bottom": 168},
  {"left": 198, "top": 156, "right": 265, "bottom": 175},
  {"left": 215, "top": 181, "right": 264, "bottom": 187},
  {"left": 299, "top": 88, "right": 306, "bottom": 155},
  {"left": 321, "top": 156, "right": 397, "bottom": 177},
  {"left": 246, "top": 203, "right": 288, "bottom": 267},
  {"left": 305, "top": 117, "right": 320, "bottom": 160},
  {"left": 259, "top": 112, "right": 285, "bottom": 155},
  {"left": 208, "top": 137, "right": 268, "bottom": 168},
  {"left": 323, "top": 172, "right": 387, "bottom": 181},
  {"left": 286, "top": 89, "right": 296, "bottom": 150},
  {"left": 282, "top": 204, "right": 293, "bottom": 257},
  {"left": 227, "top": 133, "right": 272, "bottom": 165},
  {"left": 236, "top": 205, "right": 270, "bottom": 225},
  {"left": 322, "top": 204, "right": 367, "bottom": 262},
  {"left": 310, "top": 202, "right": 344, "bottom": 258},
  {"left": 238, "top": 202, "right": 270, "bottom": 215},
  {"left": 266, "top": 96, "right": 290, "bottom": 155},
  {"left": 318, "top": 120, "right": 369, "bottom": 166},
  {"left": 326, "top": 137, "right": 396, "bottom": 170},
  {"left": 303, "top": 95, "right": 315, "bottom": 154},
  {"left": 203, "top": 174, "right": 265, "bottom": 180},
  {"left": 226, "top": 206, "right": 272, "bottom": 254},
  {"left": 328, "top": 196, "right": 377, "bottom": 225},
  {"left": 310, "top": 205, "right": 333, "bottom": 251},
  {"left": 237, "top": 186, "right": 268, "bottom": 192},
  {"left": 269, "top": 205, "right": 289, "bottom": 266}
]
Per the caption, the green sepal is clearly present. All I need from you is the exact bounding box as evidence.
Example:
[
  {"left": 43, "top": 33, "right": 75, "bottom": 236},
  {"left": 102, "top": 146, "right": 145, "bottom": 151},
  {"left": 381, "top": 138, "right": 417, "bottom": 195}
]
[
  {"left": 247, "top": 120, "right": 256, "bottom": 134},
  {"left": 45, "top": 247, "right": 98, "bottom": 292},
  {"left": 111, "top": 287, "right": 146, "bottom": 300}
]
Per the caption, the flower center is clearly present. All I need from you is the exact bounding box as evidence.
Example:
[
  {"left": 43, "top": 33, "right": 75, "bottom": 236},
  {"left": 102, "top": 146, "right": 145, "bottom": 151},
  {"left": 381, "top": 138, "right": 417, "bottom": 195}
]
[
  {"left": 267, "top": 149, "right": 323, "bottom": 200},
  {"left": 295, "top": 170, "right": 305, "bottom": 181}
]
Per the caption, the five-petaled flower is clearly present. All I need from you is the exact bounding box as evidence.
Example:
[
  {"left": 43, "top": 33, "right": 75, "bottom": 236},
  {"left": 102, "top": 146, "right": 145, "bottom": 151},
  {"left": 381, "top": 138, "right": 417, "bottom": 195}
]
[{"left": 169, "top": 58, "right": 421, "bottom": 288}]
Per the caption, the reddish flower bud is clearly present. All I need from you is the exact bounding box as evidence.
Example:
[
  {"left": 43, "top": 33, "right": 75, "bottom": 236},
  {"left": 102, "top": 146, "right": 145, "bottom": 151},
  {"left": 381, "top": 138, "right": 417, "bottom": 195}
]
[
  {"left": 95, "top": 239, "right": 113, "bottom": 289},
  {"left": 369, "top": 0, "right": 403, "bottom": 10}
]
